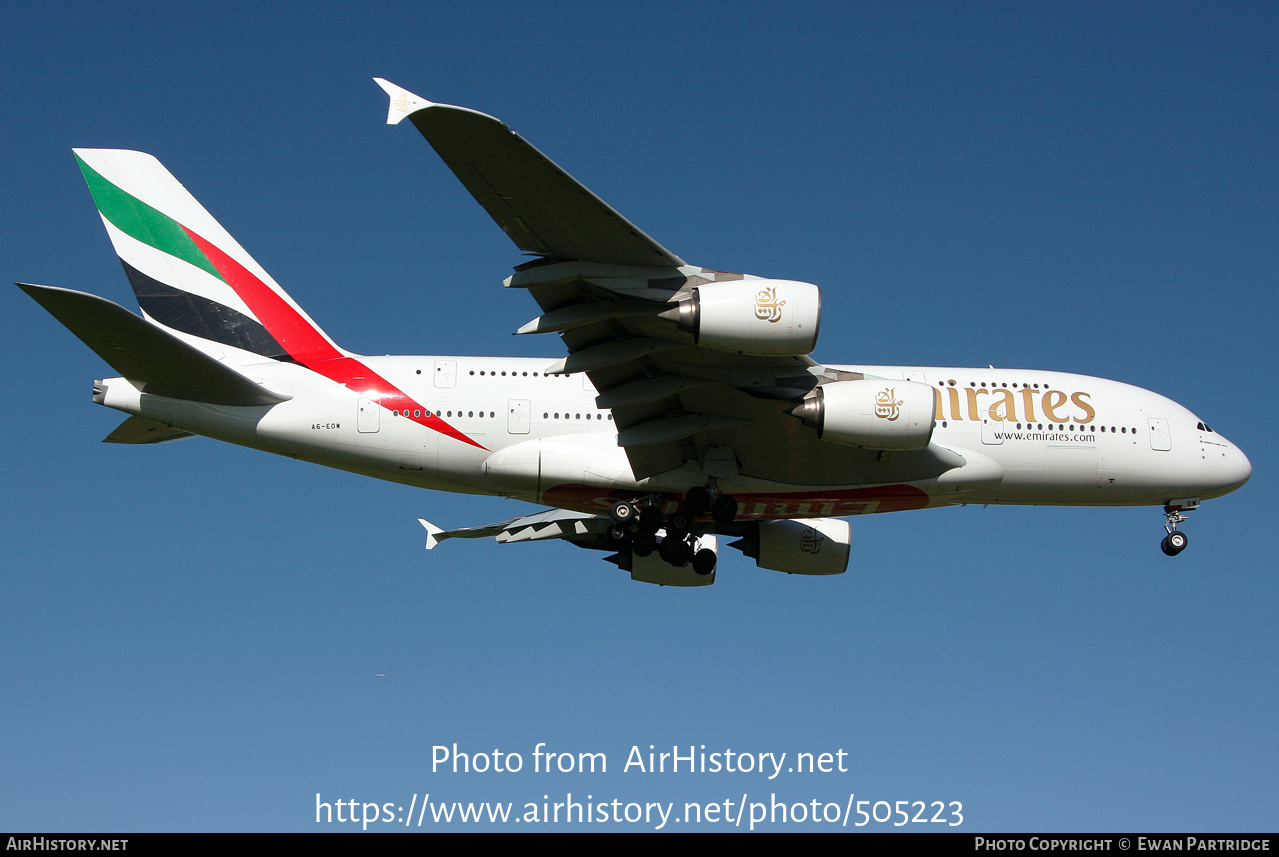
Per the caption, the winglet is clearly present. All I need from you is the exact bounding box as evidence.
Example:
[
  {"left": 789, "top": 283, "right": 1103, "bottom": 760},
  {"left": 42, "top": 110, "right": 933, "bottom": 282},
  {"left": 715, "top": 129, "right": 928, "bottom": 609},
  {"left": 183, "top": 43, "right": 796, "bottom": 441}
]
[
  {"left": 418, "top": 518, "right": 444, "bottom": 550},
  {"left": 374, "top": 78, "right": 433, "bottom": 125}
]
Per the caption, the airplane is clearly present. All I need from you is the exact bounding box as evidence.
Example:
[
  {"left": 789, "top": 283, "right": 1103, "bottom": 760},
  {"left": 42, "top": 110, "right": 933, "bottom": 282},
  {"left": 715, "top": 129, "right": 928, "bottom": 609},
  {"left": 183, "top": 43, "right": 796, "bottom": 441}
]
[{"left": 18, "top": 79, "right": 1252, "bottom": 586}]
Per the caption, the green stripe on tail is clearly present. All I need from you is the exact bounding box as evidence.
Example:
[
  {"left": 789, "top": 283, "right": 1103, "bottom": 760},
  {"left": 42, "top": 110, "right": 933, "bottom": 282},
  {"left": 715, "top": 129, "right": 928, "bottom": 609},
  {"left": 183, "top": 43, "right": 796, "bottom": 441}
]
[{"left": 75, "top": 153, "right": 224, "bottom": 282}]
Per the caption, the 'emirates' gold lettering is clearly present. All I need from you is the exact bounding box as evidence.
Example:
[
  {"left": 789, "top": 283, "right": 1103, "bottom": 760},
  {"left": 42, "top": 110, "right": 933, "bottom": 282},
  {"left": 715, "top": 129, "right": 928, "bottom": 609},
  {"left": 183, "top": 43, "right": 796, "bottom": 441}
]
[
  {"left": 1042, "top": 390, "right": 1069, "bottom": 423},
  {"left": 1019, "top": 387, "right": 1038, "bottom": 423},
  {"left": 965, "top": 387, "right": 989, "bottom": 422},
  {"left": 930, "top": 384, "right": 1096, "bottom": 425},
  {"left": 988, "top": 388, "right": 1016, "bottom": 421},
  {"left": 1071, "top": 392, "right": 1095, "bottom": 424}
]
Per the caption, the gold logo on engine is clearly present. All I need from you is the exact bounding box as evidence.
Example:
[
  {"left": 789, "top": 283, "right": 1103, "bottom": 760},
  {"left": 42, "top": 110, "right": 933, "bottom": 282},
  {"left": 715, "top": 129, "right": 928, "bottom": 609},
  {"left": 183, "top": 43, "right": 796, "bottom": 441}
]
[
  {"left": 875, "top": 387, "right": 904, "bottom": 421},
  {"left": 753, "top": 286, "right": 787, "bottom": 323},
  {"left": 800, "top": 527, "right": 825, "bottom": 554}
]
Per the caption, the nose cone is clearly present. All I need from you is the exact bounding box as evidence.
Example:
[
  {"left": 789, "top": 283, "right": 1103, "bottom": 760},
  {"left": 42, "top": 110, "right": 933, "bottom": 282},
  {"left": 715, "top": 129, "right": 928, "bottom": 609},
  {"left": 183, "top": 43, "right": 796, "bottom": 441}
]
[
  {"left": 1207, "top": 438, "right": 1252, "bottom": 498},
  {"left": 1225, "top": 443, "right": 1252, "bottom": 492}
]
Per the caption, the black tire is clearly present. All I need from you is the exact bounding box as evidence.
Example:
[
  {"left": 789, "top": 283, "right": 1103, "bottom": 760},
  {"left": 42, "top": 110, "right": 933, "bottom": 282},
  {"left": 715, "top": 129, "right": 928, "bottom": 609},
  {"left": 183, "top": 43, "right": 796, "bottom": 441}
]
[
  {"left": 712, "top": 494, "right": 738, "bottom": 525},
  {"left": 633, "top": 530, "right": 656, "bottom": 557},
  {"left": 1162, "top": 531, "right": 1188, "bottom": 556},
  {"left": 667, "top": 511, "right": 691, "bottom": 538},
  {"left": 605, "top": 525, "right": 631, "bottom": 549},
  {"left": 638, "top": 504, "right": 663, "bottom": 534},
  {"left": 610, "top": 501, "right": 636, "bottom": 525},
  {"left": 660, "top": 535, "right": 693, "bottom": 567},
  {"left": 684, "top": 486, "right": 711, "bottom": 516},
  {"left": 692, "top": 548, "right": 717, "bottom": 576}
]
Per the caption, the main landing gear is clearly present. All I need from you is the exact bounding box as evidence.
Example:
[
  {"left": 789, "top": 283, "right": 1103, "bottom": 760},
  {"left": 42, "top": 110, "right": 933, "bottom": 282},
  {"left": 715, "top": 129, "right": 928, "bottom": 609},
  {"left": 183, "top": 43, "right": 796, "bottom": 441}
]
[
  {"left": 606, "top": 485, "right": 737, "bottom": 575},
  {"left": 1159, "top": 498, "right": 1200, "bottom": 557},
  {"left": 681, "top": 485, "right": 739, "bottom": 525}
]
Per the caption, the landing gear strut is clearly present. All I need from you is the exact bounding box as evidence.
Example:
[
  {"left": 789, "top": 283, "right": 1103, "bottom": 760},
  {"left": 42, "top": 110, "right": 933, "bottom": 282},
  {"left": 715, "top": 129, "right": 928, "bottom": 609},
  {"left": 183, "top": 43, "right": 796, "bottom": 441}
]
[{"left": 1160, "top": 498, "right": 1199, "bottom": 557}]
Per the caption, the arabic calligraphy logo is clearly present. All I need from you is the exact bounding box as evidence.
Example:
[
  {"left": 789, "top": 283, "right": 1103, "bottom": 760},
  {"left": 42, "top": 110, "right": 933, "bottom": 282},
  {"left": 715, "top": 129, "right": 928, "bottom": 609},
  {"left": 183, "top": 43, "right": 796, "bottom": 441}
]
[
  {"left": 874, "top": 387, "right": 904, "bottom": 421},
  {"left": 391, "top": 93, "right": 411, "bottom": 114},
  {"left": 753, "top": 286, "right": 787, "bottom": 323},
  {"left": 800, "top": 527, "right": 825, "bottom": 554}
]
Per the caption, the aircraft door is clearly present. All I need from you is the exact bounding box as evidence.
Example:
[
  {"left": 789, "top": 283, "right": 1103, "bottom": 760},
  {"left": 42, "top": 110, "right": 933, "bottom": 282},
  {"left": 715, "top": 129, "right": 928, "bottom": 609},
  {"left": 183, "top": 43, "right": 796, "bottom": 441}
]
[
  {"left": 507, "top": 399, "right": 530, "bottom": 434},
  {"left": 1148, "top": 417, "right": 1171, "bottom": 451},
  {"left": 434, "top": 360, "right": 456, "bottom": 388},
  {"left": 981, "top": 410, "right": 1003, "bottom": 445},
  {"left": 358, "top": 398, "right": 380, "bottom": 433}
]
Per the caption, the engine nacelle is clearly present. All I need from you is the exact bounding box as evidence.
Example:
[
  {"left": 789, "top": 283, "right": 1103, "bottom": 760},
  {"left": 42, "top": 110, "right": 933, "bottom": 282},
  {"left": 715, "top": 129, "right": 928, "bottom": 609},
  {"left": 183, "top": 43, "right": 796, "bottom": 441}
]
[
  {"left": 792, "top": 379, "right": 935, "bottom": 450},
  {"left": 667, "top": 279, "right": 821, "bottom": 356},
  {"left": 735, "top": 518, "right": 851, "bottom": 575}
]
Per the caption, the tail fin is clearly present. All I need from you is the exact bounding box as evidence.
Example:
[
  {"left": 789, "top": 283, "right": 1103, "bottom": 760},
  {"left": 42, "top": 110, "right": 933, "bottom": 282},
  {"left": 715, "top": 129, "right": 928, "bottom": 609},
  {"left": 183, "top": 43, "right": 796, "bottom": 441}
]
[{"left": 74, "top": 149, "right": 345, "bottom": 366}]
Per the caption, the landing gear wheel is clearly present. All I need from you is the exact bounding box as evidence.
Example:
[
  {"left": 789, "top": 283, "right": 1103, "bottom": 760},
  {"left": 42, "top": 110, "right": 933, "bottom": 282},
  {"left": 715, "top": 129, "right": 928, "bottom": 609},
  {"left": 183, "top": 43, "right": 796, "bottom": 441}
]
[
  {"left": 1161, "top": 531, "right": 1188, "bottom": 556},
  {"left": 711, "top": 494, "right": 738, "bottom": 525},
  {"left": 1160, "top": 500, "right": 1198, "bottom": 557},
  {"left": 684, "top": 486, "right": 711, "bottom": 517},
  {"left": 638, "top": 504, "right": 663, "bottom": 534},
  {"left": 659, "top": 535, "right": 693, "bottom": 567},
  {"left": 666, "top": 511, "right": 691, "bottom": 538},
  {"left": 610, "top": 501, "right": 636, "bottom": 526},
  {"left": 605, "top": 525, "right": 631, "bottom": 549},
  {"left": 692, "top": 548, "right": 717, "bottom": 576},
  {"left": 633, "top": 530, "right": 656, "bottom": 557}
]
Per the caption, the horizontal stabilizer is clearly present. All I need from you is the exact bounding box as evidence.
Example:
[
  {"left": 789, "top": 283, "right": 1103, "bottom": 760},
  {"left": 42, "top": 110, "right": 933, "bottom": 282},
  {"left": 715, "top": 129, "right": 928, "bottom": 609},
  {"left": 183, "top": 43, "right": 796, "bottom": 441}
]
[
  {"left": 375, "top": 78, "right": 684, "bottom": 267},
  {"left": 104, "top": 415, "right": 194, "bottom": 444},
  {"left": 18, "top": 283, "right": 291, "bottom": 407}
]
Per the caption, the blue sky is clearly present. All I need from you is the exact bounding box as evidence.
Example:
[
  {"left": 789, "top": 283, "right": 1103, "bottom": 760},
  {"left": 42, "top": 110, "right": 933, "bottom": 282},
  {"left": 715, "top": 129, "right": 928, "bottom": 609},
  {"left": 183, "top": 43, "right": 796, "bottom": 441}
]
[{"left": 2, "top": 1, "right": 1275, "bottom": 831}]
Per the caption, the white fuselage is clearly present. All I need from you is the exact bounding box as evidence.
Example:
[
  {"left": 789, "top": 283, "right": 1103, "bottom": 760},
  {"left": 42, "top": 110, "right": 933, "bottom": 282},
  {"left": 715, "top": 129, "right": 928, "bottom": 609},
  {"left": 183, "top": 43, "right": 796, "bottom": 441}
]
[{"left": 93, "top": 355, "right": 1252, "bottom": 521}]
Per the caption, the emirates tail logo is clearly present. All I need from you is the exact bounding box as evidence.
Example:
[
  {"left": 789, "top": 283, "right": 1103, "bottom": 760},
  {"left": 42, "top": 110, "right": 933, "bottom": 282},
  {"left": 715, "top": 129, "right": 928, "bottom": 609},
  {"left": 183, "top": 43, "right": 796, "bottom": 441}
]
[
  {"left": 753, "top": 286, "right": 787, "bottom": 323},
  {"left": 874, "top": 387, "right": 904, "bottom": 421}
]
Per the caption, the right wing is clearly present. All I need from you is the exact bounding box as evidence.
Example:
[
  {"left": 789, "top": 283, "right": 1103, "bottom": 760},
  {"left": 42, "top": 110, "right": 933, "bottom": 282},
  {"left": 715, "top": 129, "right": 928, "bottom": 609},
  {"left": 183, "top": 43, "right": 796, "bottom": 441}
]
[
  {"left": 418, "top": 512, "right": 718, "bottom": 587},
  {"left": 419, "top": 508, "right": 609, "bottom": 549}
]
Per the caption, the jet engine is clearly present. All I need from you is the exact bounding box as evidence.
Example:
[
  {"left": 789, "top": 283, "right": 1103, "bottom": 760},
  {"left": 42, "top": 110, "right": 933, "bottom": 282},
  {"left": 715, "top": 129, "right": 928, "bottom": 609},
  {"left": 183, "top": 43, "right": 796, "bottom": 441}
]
[
  {"left": 791, "top": 379, "right": 935, "bottom": 450},
  {"left": 663, "top": 279, "right": 822, "bottom": 356},
  {"left": 731, "top": 518, "right": 851, "bottom": 575}
]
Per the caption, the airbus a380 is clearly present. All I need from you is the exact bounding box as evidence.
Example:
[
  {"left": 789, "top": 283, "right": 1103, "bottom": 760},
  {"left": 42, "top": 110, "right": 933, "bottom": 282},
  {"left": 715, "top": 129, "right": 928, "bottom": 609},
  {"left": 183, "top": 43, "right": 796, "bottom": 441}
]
[{"left": 19, "top": 79, "right": 1251, "bottom": 586}]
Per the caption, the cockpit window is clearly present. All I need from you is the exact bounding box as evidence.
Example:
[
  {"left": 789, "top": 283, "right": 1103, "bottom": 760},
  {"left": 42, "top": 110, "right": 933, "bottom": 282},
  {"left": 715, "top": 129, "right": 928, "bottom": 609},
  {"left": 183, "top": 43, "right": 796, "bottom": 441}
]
[{"left": 1196, "top": 421, "right": 1215, "bottom": 433}]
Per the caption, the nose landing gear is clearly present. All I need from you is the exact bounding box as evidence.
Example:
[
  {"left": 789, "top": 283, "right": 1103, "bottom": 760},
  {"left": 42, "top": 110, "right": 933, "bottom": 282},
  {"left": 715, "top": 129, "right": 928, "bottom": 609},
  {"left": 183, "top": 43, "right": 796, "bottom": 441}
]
[
  {"left": 1160, "top": 498, "right": 1200, "bottom": 557},
  {"left": 1161, "top": 530, "right": 1188, "bottom": 556}
]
